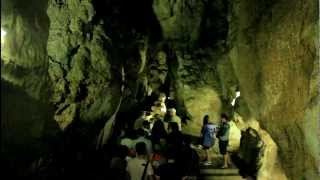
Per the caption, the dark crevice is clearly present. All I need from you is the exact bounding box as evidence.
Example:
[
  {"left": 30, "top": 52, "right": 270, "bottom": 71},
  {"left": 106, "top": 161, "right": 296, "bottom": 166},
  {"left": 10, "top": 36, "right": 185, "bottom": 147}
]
[
  {"left": 199, "top": 0, "right": 229, "bottom": 48},
  {"left": 92, "top": 0, "right": 163, "bottom": 44}
]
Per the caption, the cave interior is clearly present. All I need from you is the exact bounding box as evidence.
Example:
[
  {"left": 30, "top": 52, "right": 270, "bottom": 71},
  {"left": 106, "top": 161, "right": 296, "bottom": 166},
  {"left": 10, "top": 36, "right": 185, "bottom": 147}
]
[{"left": 1, "top": 0, "right": 319, "bottom": 180}]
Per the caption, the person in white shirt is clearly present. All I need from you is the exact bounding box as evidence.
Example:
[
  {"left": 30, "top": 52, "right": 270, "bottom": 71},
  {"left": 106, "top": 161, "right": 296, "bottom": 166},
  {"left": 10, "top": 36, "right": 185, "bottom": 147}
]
[
  {"left": 120, "top": 130, "right": 136, "bottom": 157},
  {"left": 134, "top": 111, "right": 148, "bottom": 130},
  {"left": 168, "top": 108, "right": 182, "bottom": 131},
  {"left": 133, "top": 129, "right": 153, "bottom": 156},
  {"left": 127, "top": 142, "right": 154, "bottom": 180}
]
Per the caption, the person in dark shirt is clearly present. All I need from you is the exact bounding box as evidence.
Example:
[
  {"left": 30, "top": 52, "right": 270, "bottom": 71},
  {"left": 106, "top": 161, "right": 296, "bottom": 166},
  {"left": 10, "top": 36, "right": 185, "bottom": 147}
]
[
  {"left": 109, "top": 145, "right": 130, "bottom": 180},
  {"left": 167, "top": 122, "right": 184, "bottom": 149},
  {"left": 155, "top": 149, "right": 181, "bottom": 180},
  {"left": 151, "top": 118, "right": 167, "bottom": 148},
  {"left": 176, "top": 136, "right": 200, "bottom": 179}
]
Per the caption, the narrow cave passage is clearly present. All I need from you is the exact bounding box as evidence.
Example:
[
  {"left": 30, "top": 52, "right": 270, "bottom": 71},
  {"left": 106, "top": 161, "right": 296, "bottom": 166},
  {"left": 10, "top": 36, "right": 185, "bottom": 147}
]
[{"left": 1, "top": 0, "right": 319, "bottom": 180}]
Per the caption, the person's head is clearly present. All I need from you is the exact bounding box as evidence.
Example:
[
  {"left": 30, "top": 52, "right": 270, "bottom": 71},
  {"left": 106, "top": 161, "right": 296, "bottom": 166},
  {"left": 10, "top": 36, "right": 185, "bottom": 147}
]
[
  {"left": 163, "top": 148, "right": 176, "bottom": 161},
  {"left": 154, "top": 101, "right": 161, "bottom": 107},
  {"left": 153, "top": 143, "right": 163, "bottom": 153},
  {"left": 142, "top": 120, "right": 150, "bottom": 129},
  {"left": 159, "top": 93, "right": 166, "bottom": 102},
  {"left": 169, "top": 108, "right": 176, "bottom": 116},
  {"left": 182, "top": 136, "right": 192, "bottom": 146},
  {"left": 153, "top": 119, "right": 164, "bottom": 129},
  {"left": 141, "top": 111, "right": 147, "bottom": 118},
  {"left": 168, "top": 122, "right": 179, "bottom": 133},
  {"left": 136, "top": 128, "right": 146, "bottom": 137},
  {"left": 145, "top": 111, "right": 151, "bottom": 116},
  {"left": 154, "top": 113, "right": 162, "bottom": 120},
  {"left": 135, "top": 142, "right": 147, "bottom": 156},
  {"left": 117, "top": 145, "right": 129, "bottom": 159},
  {"left": 203, "top": 115, "right": 209, "bottom": 125},
  {"left": 152, "top": 119, "right": 166, "bottom": 134},
  {"left": 221, "top": 113, "right": 229, "bottom": 123},
  {"left": 125, "top": 130, "right": 136, "bottom": 139}
]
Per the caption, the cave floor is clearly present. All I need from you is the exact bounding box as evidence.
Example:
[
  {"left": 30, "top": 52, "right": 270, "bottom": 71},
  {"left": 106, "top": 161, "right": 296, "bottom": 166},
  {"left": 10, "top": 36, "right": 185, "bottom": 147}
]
[{"left": 191, "top": 145, "right": 246, "bottom": 180}]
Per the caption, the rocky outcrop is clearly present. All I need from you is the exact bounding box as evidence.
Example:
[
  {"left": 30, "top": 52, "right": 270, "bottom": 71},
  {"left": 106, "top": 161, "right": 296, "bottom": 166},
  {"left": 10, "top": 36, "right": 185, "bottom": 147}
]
[
  {"left": 153, "top": 0, "right": 204, "bottom": 48},
  {"left": 234, "top": 114, "right": 287, "bottom": 179},
  {"left": 228, "top": 0, "right": 319, "bottom": 179},
  {"left": 47, "top": 0, "right": 121, "bottom": 129},
  {"left": 174, "top": 51, "right": 223, "bottom": 134}
]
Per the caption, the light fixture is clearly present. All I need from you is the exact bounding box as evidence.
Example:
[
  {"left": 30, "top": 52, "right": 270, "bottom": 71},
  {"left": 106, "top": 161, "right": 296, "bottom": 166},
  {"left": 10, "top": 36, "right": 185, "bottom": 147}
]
[
  {"left": 231, "top": 91, "right": 241, "bottom": 106},
  {"left": 236, "top": 91, "right": 241, "bottom": 98},
  {"left": 1, "top": 28, "right": 7, "bottom": 43}
]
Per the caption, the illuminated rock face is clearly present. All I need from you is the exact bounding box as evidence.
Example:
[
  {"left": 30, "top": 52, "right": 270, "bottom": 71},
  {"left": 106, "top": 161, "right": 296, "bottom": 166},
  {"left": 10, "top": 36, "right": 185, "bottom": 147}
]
[
  {"left": 47, "top": 0, "right": 121, "bottom": 129},
  {"left": 1, "top": 0, "right": 50, "bottom": 100},
  {"left": 228, "top": 0, "right": 319, "bottom": 179},
  {"left": 151, "top": 0, "right": 232, "bottom": 134}
]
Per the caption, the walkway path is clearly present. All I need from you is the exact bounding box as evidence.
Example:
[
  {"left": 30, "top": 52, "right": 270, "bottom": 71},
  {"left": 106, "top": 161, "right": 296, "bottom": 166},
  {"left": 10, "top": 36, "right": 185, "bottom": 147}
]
[
  {"left": 198, "top": 164, "right": 245, "bottom": 180},
  {"left": 192, "top": 145, "right": 246, "bottom": 180}
]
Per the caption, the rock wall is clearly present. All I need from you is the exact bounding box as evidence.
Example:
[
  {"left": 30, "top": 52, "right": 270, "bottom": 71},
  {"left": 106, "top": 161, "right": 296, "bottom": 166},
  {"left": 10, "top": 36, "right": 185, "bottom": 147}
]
[
  {"left": 47, "top": 0, "right": 121, "bottom": 130},
  {"left": 228, "top": 0, "right": 319, "bottom": 179},
  {"left": 1, "top": 0, "right": 60, "bottom": 176},
  {"left": 152, "top": 0, "right": 233, "bottom": 135}
]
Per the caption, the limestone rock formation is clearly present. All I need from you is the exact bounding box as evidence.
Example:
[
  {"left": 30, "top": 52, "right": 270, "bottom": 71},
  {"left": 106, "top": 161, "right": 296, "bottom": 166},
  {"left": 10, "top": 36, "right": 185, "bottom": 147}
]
[
  {"left": 153, "top": 0, "right": 204, "bottom": 48},
  {"left": 47, "top": 0, "right": 121, "bottom": 129},
  {"left": 228, "top": 0, "right": 319, "bottom": 179},
  {"left": 152, "top": 0, "right": 231, "bottom": 134}
]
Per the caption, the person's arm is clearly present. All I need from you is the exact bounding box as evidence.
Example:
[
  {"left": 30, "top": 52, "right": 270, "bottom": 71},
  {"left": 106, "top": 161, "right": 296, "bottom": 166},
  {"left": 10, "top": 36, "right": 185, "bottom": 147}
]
[
  {"left": 126, "top": 161, "right": 129, "bottom": 171},
  {"left": 147, "top": 162, "right": 155, "bottom": 180},
  {"left": 200, "top": 125, "right": 206, "bottom": 136}
]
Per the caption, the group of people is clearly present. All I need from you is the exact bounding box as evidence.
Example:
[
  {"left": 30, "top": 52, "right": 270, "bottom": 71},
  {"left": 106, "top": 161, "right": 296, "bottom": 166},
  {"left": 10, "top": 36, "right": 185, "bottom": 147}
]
[
  {"left": 110, "top": 93, "right": 198, "bottom": 180},
  {"left": 200, "top": 113, "right": 231, "bottom": 168},
  {"left": 108, "top": 93, "right": 232, "bottom": 180}
]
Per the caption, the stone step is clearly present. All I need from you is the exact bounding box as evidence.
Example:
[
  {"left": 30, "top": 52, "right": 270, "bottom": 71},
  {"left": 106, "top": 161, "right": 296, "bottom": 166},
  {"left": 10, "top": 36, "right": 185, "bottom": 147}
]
[
  {"left": 200, "top": 168, "right": 239, "bottom": 175},
  {"left": 198, "top": 166, "right": 245, "bottom": 180},
  {"left": 198, "top": 176, "right": 246, "bottom": 180},
  {"left": 199, "top": 164, "right": 237, "bottom": 169}
]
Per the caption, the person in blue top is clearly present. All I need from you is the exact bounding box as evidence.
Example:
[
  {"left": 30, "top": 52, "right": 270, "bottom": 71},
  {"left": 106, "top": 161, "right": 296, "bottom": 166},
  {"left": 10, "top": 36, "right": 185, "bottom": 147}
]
[{"left": 200, "top": 115, "right": 217, "bottom": 165}]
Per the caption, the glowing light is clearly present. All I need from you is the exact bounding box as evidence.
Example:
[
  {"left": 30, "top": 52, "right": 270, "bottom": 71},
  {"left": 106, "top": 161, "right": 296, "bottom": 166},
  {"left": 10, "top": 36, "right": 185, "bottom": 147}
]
[
  {"left": 1, "top": 28, "right": 7, "bottom": 43},
  {"left": 231, "top": 91, "right": 241, "bottom": 106},
  {"left": 236, "top": 91, "right": 241, "bottom": 98}
]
